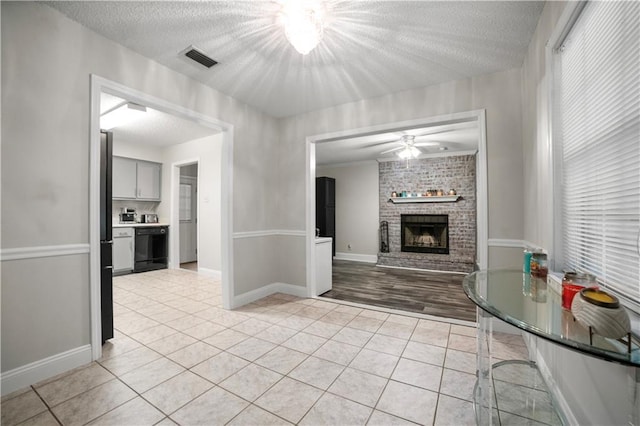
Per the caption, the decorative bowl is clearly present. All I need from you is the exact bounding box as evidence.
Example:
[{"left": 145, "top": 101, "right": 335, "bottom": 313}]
[{"left": 571, "top": 288, "right": 630, "bottom": 340}]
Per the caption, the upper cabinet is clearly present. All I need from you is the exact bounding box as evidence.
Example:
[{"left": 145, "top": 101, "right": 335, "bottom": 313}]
[
  {"left": 113, "top": 157, "right": 137, "bottom": 199},
  {"left": 136, "top": 161, "right": 161, "bottom": 200},
  {"left": 113, "top": 156, "right": 162, "bottom": 201}
]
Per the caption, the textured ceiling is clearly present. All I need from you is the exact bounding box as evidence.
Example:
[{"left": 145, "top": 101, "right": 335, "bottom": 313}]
[
  {"left": 316, "top": 120, "right": 478, "bottom": 165},
  {"left": 100, "top": 93, "right": 217, "bottom": 147},
  {"left": 47, "top": 1, "right": 544, "bottom": 118}
]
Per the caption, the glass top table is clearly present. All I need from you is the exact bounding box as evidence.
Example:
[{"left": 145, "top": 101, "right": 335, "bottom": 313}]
[{"left": 463, "top": 269, "right": 640, "bottom": 368}]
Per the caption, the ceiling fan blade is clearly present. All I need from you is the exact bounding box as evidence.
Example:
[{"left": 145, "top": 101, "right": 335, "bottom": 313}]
[
  {"left": 414, "top": 142, "right": 439, "bottom": 147},
  {"left": 380, "top": 146, "right": 404, "bottom": 154},
  {"left": 360, "top": 139, "right": 400, "bottom": 149},
  {"left": 413, "top": 134, "right": 442, "bottom": 140}
]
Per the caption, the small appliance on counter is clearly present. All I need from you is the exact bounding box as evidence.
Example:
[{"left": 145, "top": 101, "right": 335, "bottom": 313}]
[
  {"left": 119, "top": 207, "right": 136, "bottom": 223},
  {"left": 140, "top": 213, "right": 158, "bottom": 223}
]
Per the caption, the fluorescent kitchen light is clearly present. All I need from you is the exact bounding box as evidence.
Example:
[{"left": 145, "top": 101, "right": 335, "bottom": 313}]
[{"left": 100, "top": 102, "right": 147, "bottom": 130}]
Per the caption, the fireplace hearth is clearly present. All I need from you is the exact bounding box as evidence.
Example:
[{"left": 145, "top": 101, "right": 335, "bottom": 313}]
[{"left": 401, "top": 214, "right": 449, "bottom": 254}]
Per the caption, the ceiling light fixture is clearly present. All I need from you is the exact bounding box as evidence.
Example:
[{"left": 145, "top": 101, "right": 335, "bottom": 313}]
[
  {"left": 280, "top": 0, "right": 325, "bottom": 55},
  {"left": 397, "top": 135, "right": 421, "bottom": 159},
  {"left": 100, "top": 102, "right": 147, "bottom": 130}
]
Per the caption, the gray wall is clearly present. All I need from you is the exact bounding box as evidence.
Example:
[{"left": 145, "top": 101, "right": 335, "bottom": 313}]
[
  {"left": 161, "top": 135, "right": 223, "bottom": 272},
  {"left": 1, "top": 256, "right": 90, "bottom": 371},
  {"left": 1, "top": 2, "right": 280, "bottom": 375},
  {"left": 277, "top": 66, "right": 524, "bottom": 287},
  {"left": 181, "top": 164, "right": 198, "bottom": 178},
  {"left": 521, "top": 1, "right": 635, "bottom": 424},
  {"left": 316, "top": 162, "right": 379, "bottom": 258}
]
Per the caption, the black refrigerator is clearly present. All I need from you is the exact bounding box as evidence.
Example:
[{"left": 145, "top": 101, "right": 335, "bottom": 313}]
[
  {"left": 316, "top": 176, "right": 336, "bottom": 256},
  {"left": 100, "top": 131, "right": 114, "bottom": 343}
]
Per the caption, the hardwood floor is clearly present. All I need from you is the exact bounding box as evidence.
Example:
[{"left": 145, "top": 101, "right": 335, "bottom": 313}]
[
  {"left": 321, "top": 260, "right": 477, "bottom": 322},
  {"left": 180, "top": 261, "right": 198, "bottom": 271}
]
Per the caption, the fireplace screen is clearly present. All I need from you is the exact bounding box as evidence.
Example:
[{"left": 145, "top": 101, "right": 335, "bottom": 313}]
[{"left": 401, "top": 214, "right": 449, "bottom": 254}]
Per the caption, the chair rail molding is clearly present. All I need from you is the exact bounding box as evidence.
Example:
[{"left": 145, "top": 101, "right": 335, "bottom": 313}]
[
  {"left": 487, "top": 239, "right": 546, "bottom": 251},
  {"left": 233, "top": 230, "right": 306, "bottom": 239},
  {"left": 0, "top": 244, "right": 90, "bottom": 261}
]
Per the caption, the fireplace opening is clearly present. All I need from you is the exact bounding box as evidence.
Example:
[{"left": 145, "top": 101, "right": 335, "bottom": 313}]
[{"left": 401, "top": 214, "right": 449, "bottom": 254}]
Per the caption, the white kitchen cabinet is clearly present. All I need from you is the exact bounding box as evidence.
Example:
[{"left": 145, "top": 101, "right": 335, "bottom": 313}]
[
  {"left": 315, "top": 237, "right": 333, "bottom": 295},
  {"left": 112, "top": 156, "right": 162, "bottom": 201},
  {"left": 113, "top": 227, "right": 134, "bottom": 274},
  {"left": 136, "top": 161, "right": 161, "bottom": 200},
  {"left": 112, "top": 157, "right": 137, "bottom": 199}
]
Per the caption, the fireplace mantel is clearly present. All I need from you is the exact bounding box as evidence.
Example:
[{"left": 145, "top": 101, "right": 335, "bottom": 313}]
[{"left": 388, "top": 196, "right": 461, "bottom": 204}]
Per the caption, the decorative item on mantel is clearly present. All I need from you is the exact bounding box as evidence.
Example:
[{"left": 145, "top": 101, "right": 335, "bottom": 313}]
[
  {"left": 571, "top": 287, "right": 632, "bottom": 351},
  {"left": 388, "top": 192, "right": 462, "bottom": 203}
]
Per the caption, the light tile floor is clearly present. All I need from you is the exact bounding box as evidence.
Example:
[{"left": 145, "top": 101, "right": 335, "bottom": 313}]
[{"left": 2, "top": 269, "right": 536, "bottom": 426}]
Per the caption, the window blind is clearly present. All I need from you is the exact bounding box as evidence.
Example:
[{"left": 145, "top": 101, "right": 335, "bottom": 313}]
[{"left": 553, "top": 1, "right": 640, "bottom": 301}]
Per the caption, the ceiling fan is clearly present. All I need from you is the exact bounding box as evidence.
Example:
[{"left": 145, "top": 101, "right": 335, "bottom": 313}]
[{"left": 379, "top": 134, "right": 442, "bottom": 159}]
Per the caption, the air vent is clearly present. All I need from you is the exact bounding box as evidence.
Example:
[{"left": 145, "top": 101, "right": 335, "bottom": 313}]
[{"left": 183, "top": 46, "right": 218, "bottom": 68}]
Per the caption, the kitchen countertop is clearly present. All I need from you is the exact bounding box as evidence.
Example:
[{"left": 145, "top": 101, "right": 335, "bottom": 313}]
[{"left": 113, "top": 223, "right": 170, "bottom": 228}]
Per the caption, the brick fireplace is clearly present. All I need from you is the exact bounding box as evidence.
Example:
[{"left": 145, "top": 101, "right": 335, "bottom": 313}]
[{"left": 378, "top": 155, "right": 476, "bottom": 272}]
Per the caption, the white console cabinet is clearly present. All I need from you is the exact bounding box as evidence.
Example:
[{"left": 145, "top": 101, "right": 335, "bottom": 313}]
[{"left": 315, "top": 237, "right": 333, "bottom": 296}]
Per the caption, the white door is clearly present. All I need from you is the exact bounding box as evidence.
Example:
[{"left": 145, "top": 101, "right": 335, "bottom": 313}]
[{"left": 179, "top": 175, "right": 197, "bottom": 263}]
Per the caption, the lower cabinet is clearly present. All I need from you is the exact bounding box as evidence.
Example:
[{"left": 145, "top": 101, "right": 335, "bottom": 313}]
[
  {"left": 113, "top": 227, "right": 134, "bottom": 274},
  {"left": 315, "top": 237, "right": 333, "bottom": 295}
]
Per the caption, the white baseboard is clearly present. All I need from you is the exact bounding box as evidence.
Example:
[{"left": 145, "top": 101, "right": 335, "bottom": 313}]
[
  {"left": 334, "top": 252, "right": 377, "bottom": 263},
  {"left": 376, "top": 264, "right": 468, "bottom": 275},
  {"left": 1, "top": 345, "right": 92, "bottom": 396},
  {"left": 232, "top": 282, "right": 308, "bottom": 308},
  {"left": 197, "top": 268, "right": 222, "bottom": 280}
]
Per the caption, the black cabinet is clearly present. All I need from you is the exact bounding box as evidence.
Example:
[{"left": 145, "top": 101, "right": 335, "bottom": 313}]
[{"left": 316, "top": 177, "right": 336, "bottom": 256}]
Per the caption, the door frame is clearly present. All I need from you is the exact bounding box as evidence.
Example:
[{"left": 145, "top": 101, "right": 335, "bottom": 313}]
[
  {"left": 89, "top": 75, "right": 234, "bottom": 360},
  {"left": 305, "top": 110, "right": 488, "bottom": 297},
  {"left": 174, "top": 161, "right": 200, "bottom": 268}
]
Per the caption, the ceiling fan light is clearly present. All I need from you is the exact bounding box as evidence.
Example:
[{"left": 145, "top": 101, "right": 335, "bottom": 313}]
[
  {"left": 397, "top": 148, "right": 411, "bottom": 160},
  {"left": 281, "top": 0, "right": 324, "bottom": 55},
  {"left": 397, "top": 146, "right": 420, "bottom": 160}
]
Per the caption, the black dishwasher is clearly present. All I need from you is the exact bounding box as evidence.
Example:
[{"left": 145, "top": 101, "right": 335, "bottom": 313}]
[{"left": 134, "top": 226, "right": 168, "bottom": 272}]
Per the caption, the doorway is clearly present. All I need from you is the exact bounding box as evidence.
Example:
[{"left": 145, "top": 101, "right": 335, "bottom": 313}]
[
  {"left": 179, "top": 163, "right": 198, "bottom": 271},
  {"left": 89, "top": 75, "right": 234, "bottom": 361},
  {"left": 305, "top": 110, "right": 488, "bottom": 301}
]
